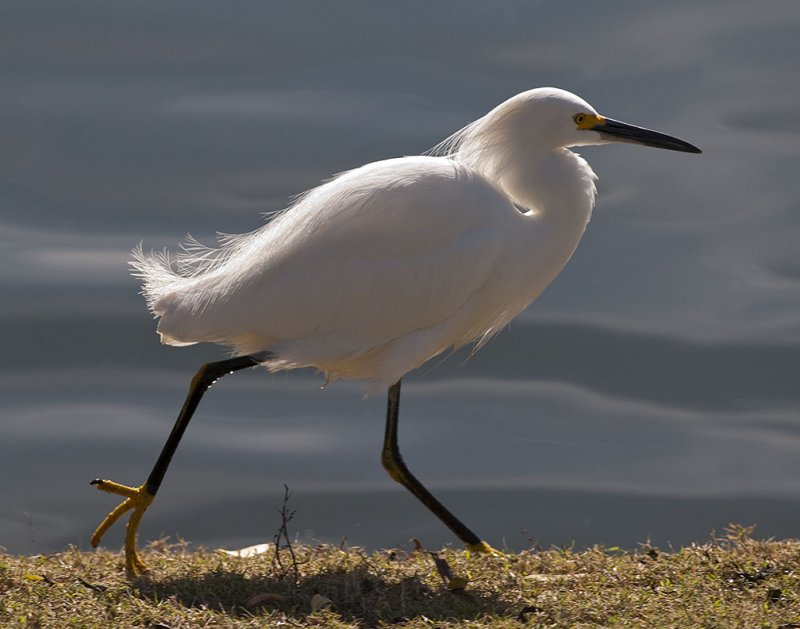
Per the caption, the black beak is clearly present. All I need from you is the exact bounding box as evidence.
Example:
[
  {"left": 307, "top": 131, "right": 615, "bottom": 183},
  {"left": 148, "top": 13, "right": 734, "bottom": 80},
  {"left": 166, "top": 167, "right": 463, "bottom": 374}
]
[{"left": 594, "top": 117, "right": 701, "bottom": 154}]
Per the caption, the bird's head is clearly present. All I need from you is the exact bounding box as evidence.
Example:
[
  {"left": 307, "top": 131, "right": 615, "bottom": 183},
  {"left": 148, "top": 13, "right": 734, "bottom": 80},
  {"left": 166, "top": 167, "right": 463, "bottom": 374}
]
[{"left": 504, "top": 87, "right": 701, "bottom": 154}]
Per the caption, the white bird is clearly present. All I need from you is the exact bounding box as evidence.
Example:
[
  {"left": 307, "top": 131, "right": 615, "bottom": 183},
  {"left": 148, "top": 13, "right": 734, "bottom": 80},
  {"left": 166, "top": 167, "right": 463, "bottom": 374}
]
[{"left": 90, "top": 87, "right": 700, "bottom": 575}]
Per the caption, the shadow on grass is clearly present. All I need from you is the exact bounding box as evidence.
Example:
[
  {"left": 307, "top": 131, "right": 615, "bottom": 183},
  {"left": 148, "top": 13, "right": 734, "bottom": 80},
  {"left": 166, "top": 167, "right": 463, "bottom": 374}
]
[{"left": 134, "top": 560, "right": 514, "bottom": 625}]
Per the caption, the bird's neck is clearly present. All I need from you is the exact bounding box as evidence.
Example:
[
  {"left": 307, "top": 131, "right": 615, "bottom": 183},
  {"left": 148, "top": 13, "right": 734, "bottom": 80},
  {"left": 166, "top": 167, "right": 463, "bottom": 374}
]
[
  {"left": 453, "top": 135, "right": 597, "bottom": 283},
  {"left": 495, "top": 148, "right": 598, "bottom": 294},
  {"left": 516, "top": 148, "right": 596, "bottom": 233},
  {"left": 464, "top": 143, "right": 596, "bottom": 238}
]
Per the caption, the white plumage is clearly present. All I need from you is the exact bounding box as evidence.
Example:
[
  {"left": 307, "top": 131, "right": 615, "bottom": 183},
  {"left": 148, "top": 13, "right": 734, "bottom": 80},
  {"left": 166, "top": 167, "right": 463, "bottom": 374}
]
[
  {"left": 93, "top": 87, "right": 700, "bottom": 576},
  {"left": 131, "top": 87, "right": 697, "bottom": 391}
]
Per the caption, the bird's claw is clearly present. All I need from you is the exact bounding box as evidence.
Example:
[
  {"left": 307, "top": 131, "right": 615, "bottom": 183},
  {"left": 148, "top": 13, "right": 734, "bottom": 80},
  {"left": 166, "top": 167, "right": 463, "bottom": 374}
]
[
  {"left": 466, "top": 540, "right": 504, "bottom": 556},
  {"left": 90, "top": 479, "right": 154, "bottom": 577}
]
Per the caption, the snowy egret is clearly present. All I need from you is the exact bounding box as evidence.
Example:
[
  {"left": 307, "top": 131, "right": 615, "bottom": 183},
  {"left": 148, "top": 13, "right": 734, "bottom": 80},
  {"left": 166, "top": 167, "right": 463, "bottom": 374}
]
[{"left": 90, "top": 87, "right": 700, "bottom": 575}]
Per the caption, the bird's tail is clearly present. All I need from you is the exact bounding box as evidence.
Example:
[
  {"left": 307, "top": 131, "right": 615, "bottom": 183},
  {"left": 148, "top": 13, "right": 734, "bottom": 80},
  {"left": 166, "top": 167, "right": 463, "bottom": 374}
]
[
  {"left": 129, "top": 242, "right": 220, "bottom": 346},
  {"left": 130, "top": 244, "right": 181, "bottom": 314}
]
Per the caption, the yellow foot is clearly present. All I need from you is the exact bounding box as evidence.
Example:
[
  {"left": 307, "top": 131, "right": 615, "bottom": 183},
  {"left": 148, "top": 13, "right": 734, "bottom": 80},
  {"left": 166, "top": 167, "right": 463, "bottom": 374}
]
[
  {"left": 90, "top": 479, "right": 154, "bottom": 577},
  {"left": 466, "top": 540, "right": 504, "bottom": 556}
]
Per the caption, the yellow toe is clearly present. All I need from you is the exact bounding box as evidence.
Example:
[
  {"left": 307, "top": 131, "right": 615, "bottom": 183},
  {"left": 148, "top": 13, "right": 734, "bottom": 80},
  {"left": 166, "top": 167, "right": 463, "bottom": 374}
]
[{"left": 90, "top": 480, "right": 155, "bottom": 577}]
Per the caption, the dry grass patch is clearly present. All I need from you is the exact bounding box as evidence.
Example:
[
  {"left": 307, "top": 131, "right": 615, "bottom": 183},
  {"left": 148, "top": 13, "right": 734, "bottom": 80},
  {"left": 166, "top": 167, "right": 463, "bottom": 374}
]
[{"left": 2, "top": 527, "right": 800, "bottom": 627}]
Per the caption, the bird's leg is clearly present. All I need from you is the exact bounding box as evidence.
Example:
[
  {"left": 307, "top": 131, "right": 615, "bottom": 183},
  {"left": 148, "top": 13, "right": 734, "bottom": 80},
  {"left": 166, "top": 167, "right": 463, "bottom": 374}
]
[
  {"left": 90, "top": 353, "right": 268, "bottom": 576},
  {"left": 381, "top": 379, "right": 499, "bottom": 555}
]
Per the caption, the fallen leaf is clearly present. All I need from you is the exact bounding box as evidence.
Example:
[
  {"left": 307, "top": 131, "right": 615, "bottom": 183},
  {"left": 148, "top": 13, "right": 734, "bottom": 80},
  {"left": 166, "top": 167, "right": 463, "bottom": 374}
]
[
  {"left": 446, "top": 576, "right": 468, "bottom": 591},
  {"left": 310, "top": 593, "right": 334, "bottom": 612},
  {"left": 218, "top": 543, "right": 272, "bottom": 557},
  {"left": 428, "top": 551, "right": 453, "bottom": 583},
  {"left": 427, "top": 551, "right": 468, "bottom": 590}
]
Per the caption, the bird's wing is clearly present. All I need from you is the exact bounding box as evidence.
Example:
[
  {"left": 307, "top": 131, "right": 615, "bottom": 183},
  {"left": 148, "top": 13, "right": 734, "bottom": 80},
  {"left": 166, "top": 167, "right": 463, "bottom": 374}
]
[{"left": 149, "top": 157, "right": 526, "bottom": 372}]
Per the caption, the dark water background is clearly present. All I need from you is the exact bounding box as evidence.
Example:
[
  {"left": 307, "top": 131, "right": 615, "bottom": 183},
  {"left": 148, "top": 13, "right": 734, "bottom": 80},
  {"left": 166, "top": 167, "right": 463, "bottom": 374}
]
[{"left": 2, "top": 1, "right": 800, "bottom": 555}]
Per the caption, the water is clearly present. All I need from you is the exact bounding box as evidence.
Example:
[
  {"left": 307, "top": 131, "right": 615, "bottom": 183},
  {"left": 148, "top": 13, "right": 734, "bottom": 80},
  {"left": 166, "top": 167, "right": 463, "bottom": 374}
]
[{"left": 2, "top": 0, "right": 800, "bottom": 555}]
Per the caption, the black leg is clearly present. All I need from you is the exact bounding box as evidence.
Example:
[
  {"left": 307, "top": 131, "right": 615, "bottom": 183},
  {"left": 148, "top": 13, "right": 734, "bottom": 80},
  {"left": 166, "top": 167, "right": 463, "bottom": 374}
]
[
  {"left": 90, "top": 352, "right": 269, "bottom": 575},
  {"left": 381, "top": 379, "right": 490, "bottom": 550},
  {"left": 144, "top": 353, "right": 267, "bottom": 495}
]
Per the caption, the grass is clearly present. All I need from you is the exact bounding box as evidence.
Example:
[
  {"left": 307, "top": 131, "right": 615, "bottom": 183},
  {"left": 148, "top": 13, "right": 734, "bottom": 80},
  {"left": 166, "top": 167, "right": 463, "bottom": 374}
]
[{"left": 3, "top": 526, "right": 800, "bottom": 628}]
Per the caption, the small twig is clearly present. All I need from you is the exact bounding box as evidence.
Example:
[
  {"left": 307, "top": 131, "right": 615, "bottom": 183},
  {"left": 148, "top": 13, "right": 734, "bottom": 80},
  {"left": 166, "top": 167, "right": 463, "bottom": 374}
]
[
  {"left": 77, "top": 577, "right": 107, "bottom": 592},
  {"left": 271, "top": 484, "right": 300, "bottom": 583}
]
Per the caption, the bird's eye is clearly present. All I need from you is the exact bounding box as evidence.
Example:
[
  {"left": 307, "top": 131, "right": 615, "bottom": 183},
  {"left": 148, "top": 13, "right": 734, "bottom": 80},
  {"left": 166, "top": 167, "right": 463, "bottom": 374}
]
[{"left": 573, "top": 113, "right": 586, "bottom": 125}]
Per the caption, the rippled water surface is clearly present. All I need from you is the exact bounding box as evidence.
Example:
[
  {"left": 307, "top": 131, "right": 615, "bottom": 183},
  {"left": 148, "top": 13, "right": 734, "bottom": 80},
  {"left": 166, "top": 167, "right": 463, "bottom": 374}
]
[{"left": 2, "top": 1, "right": 800, "bottom": 555}]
